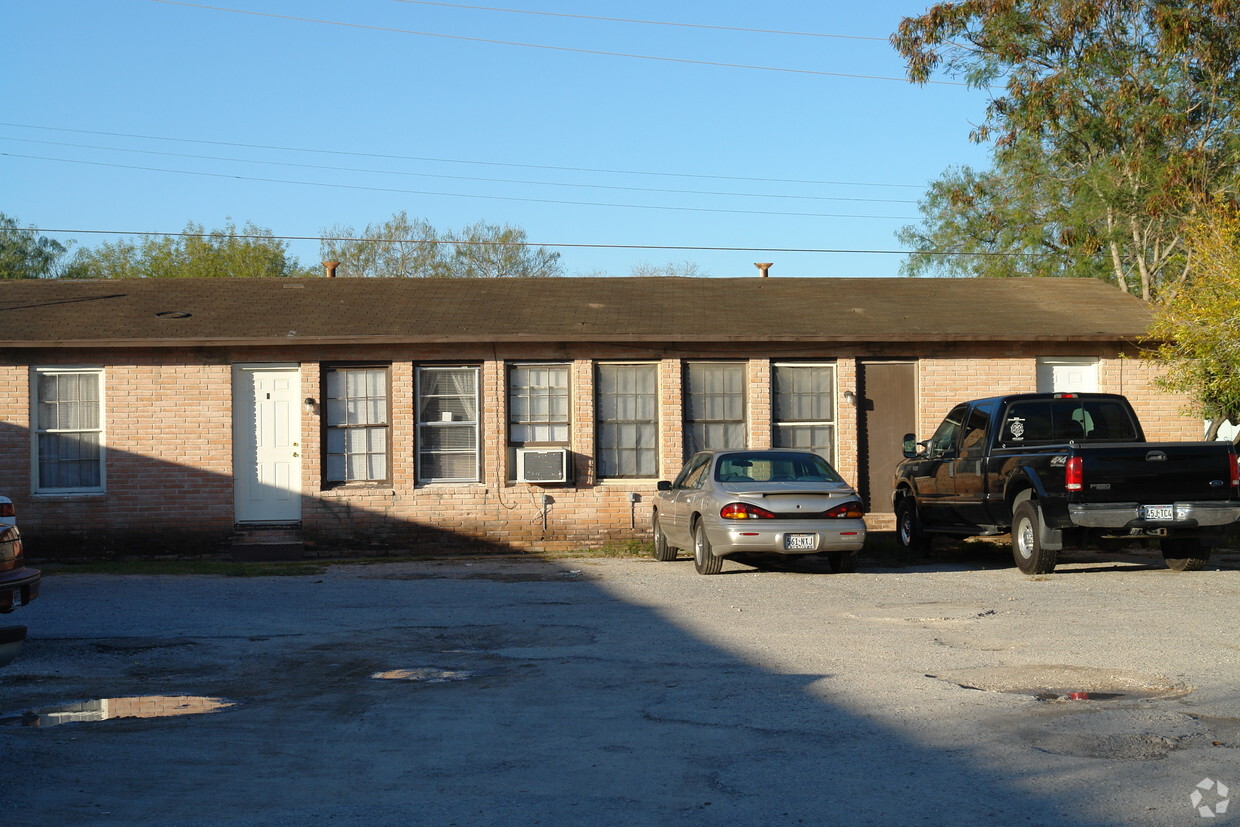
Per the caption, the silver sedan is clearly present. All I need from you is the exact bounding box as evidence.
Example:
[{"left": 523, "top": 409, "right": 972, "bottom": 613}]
[{"left": 652, "top": 450, "right": 867, "bottom": 575}]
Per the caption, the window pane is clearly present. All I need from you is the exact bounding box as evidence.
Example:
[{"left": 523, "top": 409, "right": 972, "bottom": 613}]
[
  {"left": 509, "top": 364, "right": 570, "bottom": 448},
  {"left": 36, "top": 371, "right": 103, "bottom": 491},
  {"left": 685, "top": 363, "right": 745, "bottom": 454},
  {"left": 419, "top": 367, "right": 481, "bottom": 482},
  {"left": 597, "top": 366, "right": 657, "bottom": 478},
  {"left": 323, "top": 367, "right": 390, "bottom": 482}
]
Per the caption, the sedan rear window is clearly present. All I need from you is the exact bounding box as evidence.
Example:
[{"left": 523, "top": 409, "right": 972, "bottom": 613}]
[{"left": 715, "top": 452, "right": 843, "bottom": 483}]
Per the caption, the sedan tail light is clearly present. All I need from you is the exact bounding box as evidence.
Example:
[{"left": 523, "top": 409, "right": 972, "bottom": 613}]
[
  {"left": 823, "top": 501, "right": 865, "bottom": 519},
  {"left": 721, "top": 502, "right": 778, "bottom": 520}
]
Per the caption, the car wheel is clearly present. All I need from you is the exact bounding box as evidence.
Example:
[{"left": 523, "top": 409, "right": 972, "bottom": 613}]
[
  {"left": 896, "top": 498, "right": 931, "bottom": 555},
  {"left": 693, "top": 521, "right": 723, "bottom": 575},
  {"left": 826, "top": 550, "right": 859, "bottom": 574},
  {"left": 652, "top": 517, "right": 677, "bottom": 562},
  {"left": 1011, "top": 500, "right": 1057, "bottom": 574},
  {"left": 1161, "top": 537, "right": 1210, "bottom": 571}
]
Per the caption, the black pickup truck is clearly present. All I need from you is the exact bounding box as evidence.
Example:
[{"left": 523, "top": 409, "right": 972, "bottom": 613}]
[{"left": 892, "top": 392, "right": 1240, "bottom": 573}]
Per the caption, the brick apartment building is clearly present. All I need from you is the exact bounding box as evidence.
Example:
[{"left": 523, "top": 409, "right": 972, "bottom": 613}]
[{"left": 0, "top": 276, "right": 1195, "bottom": 557}]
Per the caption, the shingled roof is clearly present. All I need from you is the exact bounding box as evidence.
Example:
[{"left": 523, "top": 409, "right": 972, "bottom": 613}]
[{"left": 0, "top": 276, "right": 1153, "bottom": 348}]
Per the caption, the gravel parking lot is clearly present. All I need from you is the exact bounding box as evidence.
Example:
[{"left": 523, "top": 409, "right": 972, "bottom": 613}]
[{"left": 1, "top": 545, "right": 1238, "bottom": 825}]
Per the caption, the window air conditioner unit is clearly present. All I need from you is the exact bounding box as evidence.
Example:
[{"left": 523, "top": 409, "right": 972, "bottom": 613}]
[{"left": 516, "top": 447, "right": 569, "bottom": 484}]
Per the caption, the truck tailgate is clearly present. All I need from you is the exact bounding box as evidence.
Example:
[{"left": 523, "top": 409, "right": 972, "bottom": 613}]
[{"left": 1071, "top": 442, "right": 1237, "bottom": 503}]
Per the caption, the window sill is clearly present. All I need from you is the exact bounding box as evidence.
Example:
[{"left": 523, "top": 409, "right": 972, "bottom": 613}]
[
  {"left": 31, "top": 491, "right": 107, "bottom": 501},
  {"left": 321, "top": 484, "right": 395, "bottom": 497}
]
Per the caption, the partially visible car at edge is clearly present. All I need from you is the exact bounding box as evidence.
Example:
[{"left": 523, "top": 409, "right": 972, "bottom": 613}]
[
  {"left": 652, "top": 449, "right": 866, "bottom": 575},
  {"left": 0, "top": 495, "right": 40, "bottom": 667}
]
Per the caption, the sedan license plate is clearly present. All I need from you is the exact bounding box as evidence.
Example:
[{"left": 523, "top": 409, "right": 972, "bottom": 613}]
[
  {"left": 1142, "top": 505, "right": 1174, "bottom": 521},
  {"left": 784, "top": 534, "right": 817, "bottom": 551}
]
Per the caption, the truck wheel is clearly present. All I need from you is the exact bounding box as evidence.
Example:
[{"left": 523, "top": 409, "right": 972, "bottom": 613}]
[
  {"left": 652, "top": 517, "right": 678, "bottom": 562},
  {"left": 1160, "top": 537, "right": 1210, "bottom": 571},
  {"left": 896, "top": 499, "right": 931, "bottom": 555},
  {"left": 1012, "top": 500, "right": 1058, "bottom": 574},
  {"left": 693, "top": 522, "right": 723, "bottom": 575}
]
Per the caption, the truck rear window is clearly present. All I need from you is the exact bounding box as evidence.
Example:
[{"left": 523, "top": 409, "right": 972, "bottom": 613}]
[{"left": 1000, "top": 399, "right": 1138, "bottom": 445}]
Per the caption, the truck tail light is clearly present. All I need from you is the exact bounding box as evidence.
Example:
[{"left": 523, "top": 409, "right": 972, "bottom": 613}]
[
  {"left": 1065, "top": 456, "right": 1083, "bottom": 491},
  {"left": 721, "top": 502, "right": 777, "bottom": 520},
  {"left": 1230, "top": 453, "right": 1239, "bottom": 488},
  {"left": 0, "top": 502, "right": 13, "bottom": 519}
]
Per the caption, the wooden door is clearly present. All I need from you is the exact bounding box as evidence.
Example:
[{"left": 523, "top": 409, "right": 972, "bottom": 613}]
[{"left": 857, "top": 362, "right": 916, "bottom": 513}]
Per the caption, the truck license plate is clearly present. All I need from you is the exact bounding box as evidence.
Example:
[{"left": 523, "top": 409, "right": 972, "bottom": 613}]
[
  {"left": 784, "top": 534, "right": 817, "bottom": 551},
  {"left": 1142, "top": 505, "right": 1174, "bottom": 521}
]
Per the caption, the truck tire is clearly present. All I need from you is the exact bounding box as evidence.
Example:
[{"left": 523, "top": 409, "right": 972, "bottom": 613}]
[
  {"left": 652, "top": 516, "right": 678, "bottom": 561},
  {"left": 896, "top": 498, "right": 931, "bottom": 555},
  {"left": 1160, "top": 537, "right": 1210, "bottom": 571},
  {"left": 693, "top": 521, "right": 723, "bottom": 575},
  {"left": 1012, "top": 500, "right": 1058, "bottom": 574}
]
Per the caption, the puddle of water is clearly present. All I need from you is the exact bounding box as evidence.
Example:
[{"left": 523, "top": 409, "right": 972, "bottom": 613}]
[
  {"left": 1, "top": 695, "right": 237, "bottom": 728},
  {"left": 371, "top": 668, "right": 477, "bottom": 683},
  {"left": 932, "top": 665, "right": 1191, "bottom": 701}
]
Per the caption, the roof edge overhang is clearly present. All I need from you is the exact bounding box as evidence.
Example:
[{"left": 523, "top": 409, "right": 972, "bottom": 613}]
[{"left": 0, "top": 333, "right": 1154, "bottom": 348}]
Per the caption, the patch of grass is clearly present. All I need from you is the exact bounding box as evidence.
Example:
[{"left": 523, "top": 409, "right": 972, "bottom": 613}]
[
  {"left": 538, "top": 540, "right": 654, "bottom": 560},
  {"left": 42, "top": 559, "right": 329, "bottom": 577}
]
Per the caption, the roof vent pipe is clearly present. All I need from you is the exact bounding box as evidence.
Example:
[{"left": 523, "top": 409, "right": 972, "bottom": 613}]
[
  {"left": 755, "top": 262, "right": 773, "bottom": 278},
  {"left": 322, "top": 260, "right": 340, "bottom": 278}
]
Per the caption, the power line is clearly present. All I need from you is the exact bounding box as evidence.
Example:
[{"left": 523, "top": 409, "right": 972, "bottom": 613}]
[
  {"left": 2, "top": 152, "right": 919, "bottom": 220},
  {"left": 0, "top": 136, "right": 919, "bottom": 205},
  {"left": 389, "top": 0, "right": 891, "bottom": 41},
  {"left": 24, "top": 227, "right": 1056, "bottom": 258},
  {"left": 0, "top": 122, "right": 926, "bottom": 189},
  {"left": 149, "top": 0, "right": 966, "bottom": 86}
]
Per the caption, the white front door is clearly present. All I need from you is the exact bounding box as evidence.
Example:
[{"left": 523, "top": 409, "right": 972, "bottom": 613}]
[
  {"left": 1036, "top": 358, "right": 1099, "bottom": 393},
  {"left": 233, "top": 364, "right": 301, "bottom": 523}
]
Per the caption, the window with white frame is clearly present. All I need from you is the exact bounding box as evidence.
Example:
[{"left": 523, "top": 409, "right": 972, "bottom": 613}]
[
  {"left": 323, "top": 365, "right": 390, "bottom": 485},
  {"left": 509, "top": 364, "right": 570, "bottom": 445},
  {"left": 33, "top": 367, "right": 104, "bottom": 492},
  {"left": 417, "top": 366, "right": 480, "bottom": 482},
  {"left": 772, "top": 363, "right": 837, "bottom": 463},
  {"left": 596, "top": 363, "right": 657, "bottom": 478},
  {"left": 684, "top": 362, "right": 746, "bottom": 456}
]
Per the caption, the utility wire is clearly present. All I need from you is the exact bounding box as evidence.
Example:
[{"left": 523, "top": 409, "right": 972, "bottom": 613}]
[
  {"left": 0, "top": 136, "right": 917, "bottom": 205},
  {"left": 0, "top": 122, "right": 925, "bottom": 189},
  {"left": 149, "top": 0, "right": 966, "bottom": 86},
  {"left": 2, "top": 152, "right": 918, "bottom": 220},
  {"left": 24, "top": 227, "right": 1057, "bottom": 258},
  {"left": 389, "top": 0, "right": 891, "bottom": 41}
]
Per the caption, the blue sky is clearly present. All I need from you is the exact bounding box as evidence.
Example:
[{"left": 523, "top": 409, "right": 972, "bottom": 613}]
[{"left": 5, "top": 1, "right": 993, "bottom": 278}]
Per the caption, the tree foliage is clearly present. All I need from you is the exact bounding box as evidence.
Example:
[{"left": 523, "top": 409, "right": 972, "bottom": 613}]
[
  {"left": 1147, "top": 199, "right": 1240, "bottom": 438},
  {"left": 893, "top": 0, "right": 1240, "bottom": 301},
  {"left": 73, "top": 221, "right": 314, "bottom": 279},
  {"left": 320, "top": 212, "right": 562, "bottom": 278},
  {"left": 0, "top": 213, "right": 87, "bottom": 279},
  {"left": 629, "top": 260, "right": 707, "bottom": 278}
]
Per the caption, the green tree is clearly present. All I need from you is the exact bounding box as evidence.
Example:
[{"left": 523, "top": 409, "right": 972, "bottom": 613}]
[
  {"left": 0, "top": 213, "right": 86, "bottom": 279},
  {"left": 893, "top": 0, "right": 1240, "bottom": 301},
  {"left": 73, "top": 221, "right": 315, "bottom": 278},
  {"left": 1148, "top": 199, "right": 1240, "bottom": 440},
  {"left": 320, "top": 213, "right": 561, "bottom": 278}
]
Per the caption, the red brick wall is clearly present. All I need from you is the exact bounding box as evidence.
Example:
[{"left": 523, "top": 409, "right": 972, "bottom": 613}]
[{"left": 0, "top": 342, "right": 1205, "bottom": 556}]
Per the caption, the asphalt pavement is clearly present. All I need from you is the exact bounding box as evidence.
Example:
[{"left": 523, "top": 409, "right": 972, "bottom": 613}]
[{"left": 1, "top": 546, "right": 1237, "bottom": 825}]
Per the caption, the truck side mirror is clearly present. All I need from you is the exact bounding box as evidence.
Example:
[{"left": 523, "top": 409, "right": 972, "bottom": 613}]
[
  {"left": 656, "top": 480, "right": 672, "bottom": 491},
  {"left": 902, "top": 433, "right": 919, "bottom": 458}
]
